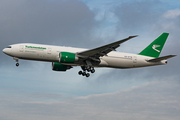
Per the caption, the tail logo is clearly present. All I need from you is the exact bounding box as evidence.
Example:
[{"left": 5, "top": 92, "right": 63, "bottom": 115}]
[{"left": 152, "top": 45, "right": 160, "bottom": 52}]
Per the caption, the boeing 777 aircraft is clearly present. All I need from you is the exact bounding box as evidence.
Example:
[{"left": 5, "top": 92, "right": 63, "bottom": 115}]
[{"left": 2, "top": 33, "right": 176, "bottom": 77}]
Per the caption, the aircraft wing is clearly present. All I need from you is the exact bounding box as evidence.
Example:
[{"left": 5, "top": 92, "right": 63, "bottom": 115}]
[{"left": 77, "top": 35, "right": 138, "bottom": 60}]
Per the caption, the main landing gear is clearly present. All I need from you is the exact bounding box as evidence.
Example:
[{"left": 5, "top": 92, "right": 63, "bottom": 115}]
[
  {"left": 78, "top": 66, "right": 95, "bottom": 77},
  {"left": 13, "top": 57, "right": 19, "bottom": 67}
]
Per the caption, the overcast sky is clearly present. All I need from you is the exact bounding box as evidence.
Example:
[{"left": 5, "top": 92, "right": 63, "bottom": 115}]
[{"left": 0, "top": 0, "right": 180, "bottom": 120}]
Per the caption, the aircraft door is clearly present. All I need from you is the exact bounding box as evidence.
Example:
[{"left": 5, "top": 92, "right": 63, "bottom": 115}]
[
  {"left": 19, "top": 45, "right": 24, "bottom": 52},
  {"left": 46, "top": 47, "right": 54, "bottom": 60},
  {"left": 133, "top": 56, "right": 137, "bottom": 67},
  {"left": 133, "top": 56, "right": 137, "bottom": 68},
  {"left": 133, "top": 56, "right": 137, "bottom": 63},
  {"left": 47, "top": 48, "right": 52, "bottom": 54}
]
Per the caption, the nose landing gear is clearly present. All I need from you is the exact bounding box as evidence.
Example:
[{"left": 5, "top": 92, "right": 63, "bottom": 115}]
[
  {"left": 78, "top": 66, "right": 95, "bottom": 77},
  {"left": 13, "top": 57, "right": 19, "bottom": 67},
  {"left": 16, "top": 63, "right": 19, "bottom": 67}
]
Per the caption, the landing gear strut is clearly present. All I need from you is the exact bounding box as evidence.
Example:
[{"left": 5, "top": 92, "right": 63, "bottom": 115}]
[
  {"left": 13, "top": 57, "right": 19, "bottom": 67},
  {"left": 78, "top": 66, "right": 95, "bottom": 77}
]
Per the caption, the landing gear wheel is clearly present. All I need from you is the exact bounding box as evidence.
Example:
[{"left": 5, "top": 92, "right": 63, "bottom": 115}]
[
  {"left": 86, "top": 73, "right": 90, "bottom": 77},
  {"left": 81, "top": 66, "right": 86, "bottom": 71},
  {"left": 91, "top": 69, "right": 95, "bottom": 73},
  {"left": 82, "top": 72, "right": 86, "bottom": 76},
  {"left": 79, "top": 66, "right": 96, "bottom": 77},
  {"left": 78, "top": 71, "right": 82, "bottom": 75},
  {"left": 16, "top": 63, "right": 19, "bottom": 67}
]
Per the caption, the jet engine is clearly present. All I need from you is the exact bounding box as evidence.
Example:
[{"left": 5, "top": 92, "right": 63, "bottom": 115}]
[
  {"left": 59, "top": 52, "right": 78, "bottom": 63},
  {"left": 52, "top": 62, "right": 71, "bottom": 71}
]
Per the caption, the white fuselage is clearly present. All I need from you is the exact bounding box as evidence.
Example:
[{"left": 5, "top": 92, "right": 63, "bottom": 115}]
[{"left": 3, "top": 43, "right": 167, "bottom": 68}]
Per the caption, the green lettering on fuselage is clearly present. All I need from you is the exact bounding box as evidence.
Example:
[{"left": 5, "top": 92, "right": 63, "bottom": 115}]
[{"left": 25, "top": 45, "right": 46, "bottom": 50}]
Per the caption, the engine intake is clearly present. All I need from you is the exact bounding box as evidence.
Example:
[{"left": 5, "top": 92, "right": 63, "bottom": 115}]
[{"left": 59, "top": 52, "right": 78, "bottom": 63}]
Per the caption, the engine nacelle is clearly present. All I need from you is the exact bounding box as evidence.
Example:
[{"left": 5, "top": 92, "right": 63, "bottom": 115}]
[
  {"left": 59, "top": 52, "right": 78, "bottom": 63},
  {"left": 52, "top": 62, "right": 70, "bottom": 71}
]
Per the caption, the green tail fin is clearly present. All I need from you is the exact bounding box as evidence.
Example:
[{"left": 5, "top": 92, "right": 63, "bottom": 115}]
[{"left": 138, "top": 33, "right": 169, "bottom": 58}]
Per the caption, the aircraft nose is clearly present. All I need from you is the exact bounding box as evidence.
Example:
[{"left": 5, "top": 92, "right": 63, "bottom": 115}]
[
  {"left": 2, "top": 46, "right": 12, "bottom": 56},
  {"left": 2, "top": 48, "right": 9, "bottom": 55},
  {"left": 2, "top": 48, "right": 6, "bottom": 53}
]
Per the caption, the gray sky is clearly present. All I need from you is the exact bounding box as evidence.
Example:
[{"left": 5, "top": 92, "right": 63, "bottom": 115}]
[{"left": 0, "top": 0, "right": 180, "bottom": 120}]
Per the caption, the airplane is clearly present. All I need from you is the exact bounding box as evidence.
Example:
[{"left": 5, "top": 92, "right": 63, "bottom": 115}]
[{"left": 2, "top": 33, "right": 176, "bottom": 77}]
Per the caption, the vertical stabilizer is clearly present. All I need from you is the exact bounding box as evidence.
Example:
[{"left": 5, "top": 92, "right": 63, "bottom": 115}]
[{"left": 139, "top": 33, "right": 169, "bottom": 58}]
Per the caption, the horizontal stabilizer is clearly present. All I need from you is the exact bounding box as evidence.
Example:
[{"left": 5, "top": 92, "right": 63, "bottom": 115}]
[{"left": 147, "top": 55, "right": 176, "bottom": 62}]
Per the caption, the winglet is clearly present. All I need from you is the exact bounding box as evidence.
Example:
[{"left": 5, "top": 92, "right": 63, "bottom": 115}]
[{"left": 129, "top": 35, "right": 138, "bottom": 38}]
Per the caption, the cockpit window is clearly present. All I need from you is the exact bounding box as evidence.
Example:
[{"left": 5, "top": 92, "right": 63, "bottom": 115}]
[{"left": 6, "top": 46, "right": 11, "bottom": 48}]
